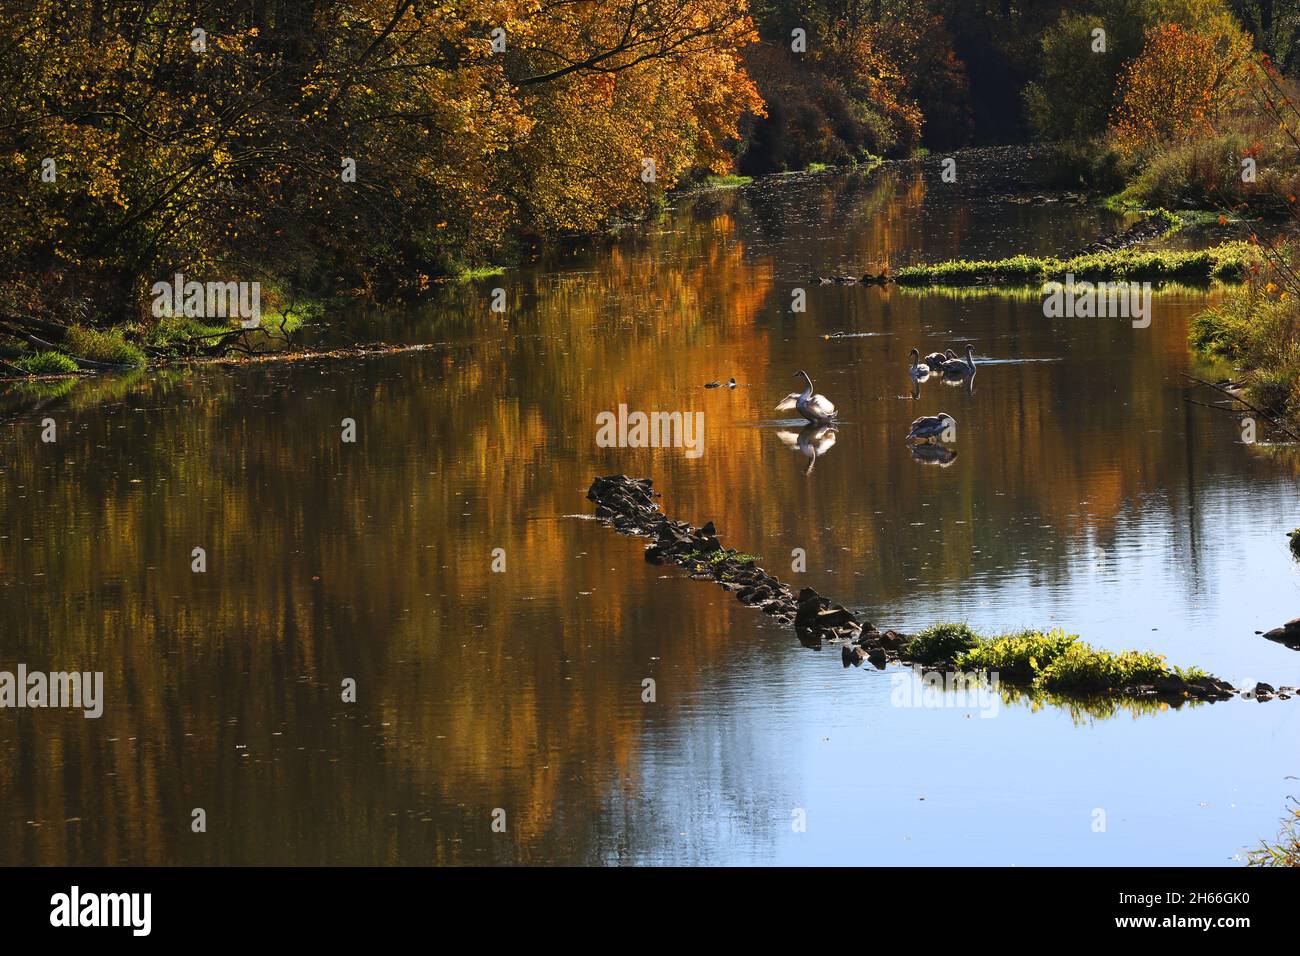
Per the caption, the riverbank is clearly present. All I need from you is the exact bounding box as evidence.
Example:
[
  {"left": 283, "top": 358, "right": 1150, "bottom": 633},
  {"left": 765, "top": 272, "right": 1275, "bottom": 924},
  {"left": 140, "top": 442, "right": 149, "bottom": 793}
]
[{"left": 1188, "top": 271, "right": 1300, "bottom": 431}]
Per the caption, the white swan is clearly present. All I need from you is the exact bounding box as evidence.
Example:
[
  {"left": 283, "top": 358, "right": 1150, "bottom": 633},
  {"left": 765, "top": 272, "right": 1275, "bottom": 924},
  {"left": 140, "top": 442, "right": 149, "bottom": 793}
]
[
  {"left": 909, "top": 348, "right": 931, "bottom": 382},
  {"left": 776, "top": 370, "right": 837, "bottom": 425},
  {"left": 938, "top": 344, "right": 976, "bottom": 377}
]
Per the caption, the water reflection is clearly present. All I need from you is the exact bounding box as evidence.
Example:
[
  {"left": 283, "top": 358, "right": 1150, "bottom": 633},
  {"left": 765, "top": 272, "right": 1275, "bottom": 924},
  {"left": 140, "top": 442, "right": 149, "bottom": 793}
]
[
  {"left": 909, "top": 443, "right": 959, "bottom": 467},
  {"left": 775, "top": 424, "right": 838, "bottom": 475},
  {"left": 1, "top": 166, "right": 1298, "bottom": 866}
]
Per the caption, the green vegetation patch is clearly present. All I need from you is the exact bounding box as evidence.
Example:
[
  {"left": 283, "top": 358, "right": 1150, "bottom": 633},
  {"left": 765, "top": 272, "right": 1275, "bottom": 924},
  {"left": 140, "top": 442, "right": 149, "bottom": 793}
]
[
  {"left": 954, "top": 628, "right": 1077, "bottom": 682},
  {"left": 145, "top": 315, "right": 232, "bottom": 350},
  {"left": 904, "top": 622, "right": 980, "bottom": 664},
  {"left": 1247, "top": 805, "right": 1300, "bottom": 867},
  {"left": 452, "top": 265, "right": 507, "bottom": 282},
  {"left": 686, "top": 549, "right": 759, "bottom": 566},
  {"left": 13, "top": 350, "right": 79, "bottom": 375},
  {"left": 701, "top": 174, "right": 753, "bottom": 190},
  {"left": 906, "top": 624, "right": 1213, "bottom": 695},
  {"left": 1190, "top": 281, "right": 1300, "bottom": 425},
  {"left": 895, "top": 242, "right": 1254, "bottom": 288},
  {"left": 63, "top": 325, "right": 146, "bottom": 367}
]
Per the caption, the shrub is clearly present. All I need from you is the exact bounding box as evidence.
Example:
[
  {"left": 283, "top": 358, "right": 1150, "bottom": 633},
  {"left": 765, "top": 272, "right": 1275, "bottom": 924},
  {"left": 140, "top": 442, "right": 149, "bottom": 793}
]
[
  {"left": 955, "top": 629, "right": 1079, "bottom": 681},
  {"left": 1037, "top": 643, "right": 1173, "bottom": 692},
  {"left": 63, "top": 325, "right": 146, "bottom": 367},
  {"left": 1110, "top": 21, "right": 1255, "bottom": 160},
  {"left": 14, "top": 350, "right": 79, "bottom": 374},
  {"left": 904, "top": 623, "right": 980, "bottom": 664}
]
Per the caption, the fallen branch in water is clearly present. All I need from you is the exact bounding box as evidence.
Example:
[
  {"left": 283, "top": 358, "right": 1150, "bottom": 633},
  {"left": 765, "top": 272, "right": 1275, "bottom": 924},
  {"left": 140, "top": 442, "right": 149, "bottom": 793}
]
[
  {"left": 184, "top": 341, "right": 444, "bottom": 367},
  {"left": 1179, "top": 372, "right": 1300, "bottom": 442},
  {"left": 588, "top": 474, "right": 1271, "bottom": 705}
]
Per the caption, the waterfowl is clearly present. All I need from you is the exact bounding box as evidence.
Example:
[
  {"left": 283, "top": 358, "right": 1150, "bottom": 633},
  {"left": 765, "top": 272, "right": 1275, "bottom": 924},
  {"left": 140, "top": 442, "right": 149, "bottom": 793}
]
[
  {"left": 906, "top": 411, "right": 955, "bottom": 443},
  {"left": 909, "top": 348, "right": 931, "bottom": 382},
  {"left": 727, "top": 377, "right": 737, "bottom": 389},
  {"left": 922, "top": 350, "right": 949, "bottom": 370},
  {"left": 939, "top": 344, "right": 976, "bottom": 376},
  {"left": 775, "top": 370, "right": 837, "bottom": 425}
]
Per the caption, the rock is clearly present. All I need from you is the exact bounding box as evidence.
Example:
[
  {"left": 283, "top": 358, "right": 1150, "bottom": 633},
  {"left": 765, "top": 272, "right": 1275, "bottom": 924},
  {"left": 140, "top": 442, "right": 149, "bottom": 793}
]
[
  {"left": 814, "top": 606, "right": 858, "bottom": 628},
  {"left": 794, "top": 588, "right": 829, "bottom": 628},
  {"left": 877, "top": 630, "right": 908, "bottom": 649},
  {"left": 588, "top": 473, "right": 1250, "bottom": 705},
  {"left": 1263, "top": 618, "right": 1300, "bottom": 650}
]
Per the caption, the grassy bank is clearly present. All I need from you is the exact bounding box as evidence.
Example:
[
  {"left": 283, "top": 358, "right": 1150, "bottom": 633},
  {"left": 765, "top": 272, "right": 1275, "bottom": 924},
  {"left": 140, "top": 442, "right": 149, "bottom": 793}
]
[
  {"left": 895, "top": 242, "right": 1254, "bottom": 288},
  {"left": 1189, "top": 274, "right": 1300, "bottom": 429},
  {"left": 1, "top": 285, "right": 322, "bottom": 379}
]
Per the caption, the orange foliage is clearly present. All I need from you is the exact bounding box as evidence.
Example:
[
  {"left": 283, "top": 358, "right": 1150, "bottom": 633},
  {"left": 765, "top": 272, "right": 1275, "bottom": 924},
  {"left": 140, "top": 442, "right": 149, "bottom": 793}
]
[{"left": 1110, "top": 21, "right": 1255, "bottom": 158}]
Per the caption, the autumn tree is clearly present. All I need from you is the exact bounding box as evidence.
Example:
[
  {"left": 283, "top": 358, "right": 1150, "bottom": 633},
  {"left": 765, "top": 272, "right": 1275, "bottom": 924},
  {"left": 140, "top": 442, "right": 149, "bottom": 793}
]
[
  {"left": 1109, "top": 20, "right": 1255, "bottom": 156},
  {"left": 0, "top": 0, "right": 763, "bottom": 331}
]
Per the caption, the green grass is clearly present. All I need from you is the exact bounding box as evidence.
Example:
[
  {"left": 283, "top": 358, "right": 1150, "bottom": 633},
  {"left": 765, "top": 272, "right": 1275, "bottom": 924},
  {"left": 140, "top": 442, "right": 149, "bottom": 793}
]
[
  {"left": 13, "top": 350, "right": 79, "bottom": 374},
  {"left": 903, "top": 622, "right": 980, "bottom": 664},
  {"left": 144, "top": 315, "right": 232, "bottom": 350},
  {"left": 1247, "top": 804, "right": 1300, "bottom": 866},
  {"left": 63, "top": 325, "right": 146, "bottom": 367},
  {"left": 906, "top": 624, "right": 1214, "bottom": 695},
  {"left": 954, "top": 628, "right": 1078, "bottom": 682},
  {"left": 1117, "top": 131, "right": 1299, "bottom": 215},
  {"left": 452, "top": 265, "right": 506, "bottom": 282},
  {"left": 805, "top": 162, "right": 830, "bottom": 174},
  {"left": 1036, "top": 643, "right": 1198, "bottom": 693},
  {"left": 701, "top": 174, "right": 753, "bottom": 190},
  {"left": 686, "top": 549, "right": 759, "bottom": 566},
  {"left": 1189, "top": 280, "right": 1300, "bottom": 425},
  {"left": 895, "top": 242, "right": 1254, "bottom": 288}
]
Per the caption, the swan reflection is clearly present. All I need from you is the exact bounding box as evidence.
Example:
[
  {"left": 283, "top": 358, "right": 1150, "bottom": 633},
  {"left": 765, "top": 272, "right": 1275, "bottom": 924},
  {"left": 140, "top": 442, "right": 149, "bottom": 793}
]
[{"left": 776, "top": 423, "right": 838, "bottom": 475}]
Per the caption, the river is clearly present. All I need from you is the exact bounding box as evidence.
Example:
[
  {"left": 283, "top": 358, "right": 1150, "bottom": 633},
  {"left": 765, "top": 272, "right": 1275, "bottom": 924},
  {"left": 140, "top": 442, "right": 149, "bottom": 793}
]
[{"left": 1, "top": 163, "right": 1297, "bottom": 865}]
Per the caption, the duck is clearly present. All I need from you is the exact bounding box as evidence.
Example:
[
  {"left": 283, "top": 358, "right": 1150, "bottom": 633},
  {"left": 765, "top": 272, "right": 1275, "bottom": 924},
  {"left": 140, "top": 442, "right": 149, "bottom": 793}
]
[
  {"left": 906, "top": 412, "right": 955, "bottom": 443},
  {"left": 776, "top": 370, "right": 837, "bottom": 425},
  {"left": 938, "top": 344, "right": 976, "bottom": 377},
  {"left": 909, "top": 348, "right": 931, "bottom": 382}
]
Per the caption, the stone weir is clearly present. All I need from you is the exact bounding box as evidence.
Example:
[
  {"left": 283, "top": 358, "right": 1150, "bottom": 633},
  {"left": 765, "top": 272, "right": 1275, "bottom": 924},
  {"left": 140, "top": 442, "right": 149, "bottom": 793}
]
[{"left": 587, "top": 474, "right": 1247, "bottom": 704}]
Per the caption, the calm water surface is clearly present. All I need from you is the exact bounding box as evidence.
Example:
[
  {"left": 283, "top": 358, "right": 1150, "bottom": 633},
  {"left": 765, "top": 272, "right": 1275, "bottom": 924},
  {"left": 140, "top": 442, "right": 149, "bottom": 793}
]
[{"left": 2, "top": 166, "right": 1298, "bottom": 865}]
